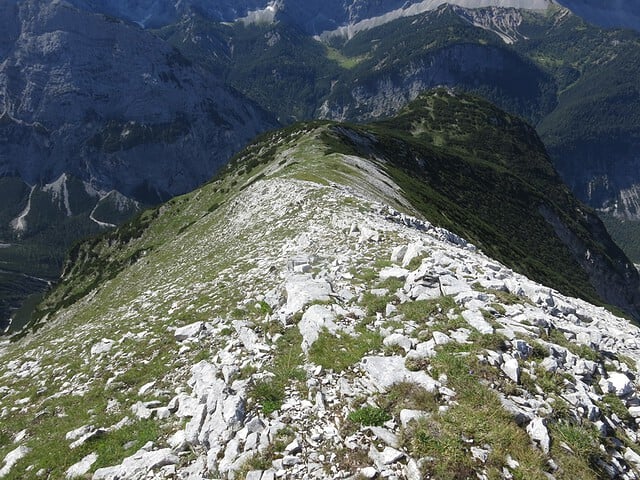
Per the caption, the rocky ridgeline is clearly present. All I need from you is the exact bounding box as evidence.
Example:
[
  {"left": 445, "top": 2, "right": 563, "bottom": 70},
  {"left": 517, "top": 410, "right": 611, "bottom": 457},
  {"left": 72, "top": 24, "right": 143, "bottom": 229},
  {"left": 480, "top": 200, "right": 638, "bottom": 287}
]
[{"left": 2, "top": 176, "right": 640, "bottom": 479}]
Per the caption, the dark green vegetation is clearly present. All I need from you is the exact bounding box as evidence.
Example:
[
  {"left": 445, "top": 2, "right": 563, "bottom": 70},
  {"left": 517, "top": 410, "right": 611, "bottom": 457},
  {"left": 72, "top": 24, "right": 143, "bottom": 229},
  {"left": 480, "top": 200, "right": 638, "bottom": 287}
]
[
  {"left": 0, "top": 176, "right": 140, "bottom": 331},
  {"left": 325, "top": 90, "right": 640, "bottom": 318},
  {"left": 600, "top": 213, "right": 640, "bottom": 264}
]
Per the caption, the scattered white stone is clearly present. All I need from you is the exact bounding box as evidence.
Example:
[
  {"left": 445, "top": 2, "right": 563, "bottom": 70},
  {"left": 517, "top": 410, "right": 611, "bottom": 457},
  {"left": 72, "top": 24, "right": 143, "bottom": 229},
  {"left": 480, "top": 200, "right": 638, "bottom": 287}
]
[
  {"left": 66, "top": 453, "right": 98, "bottom": 479},
  {"left": 400, "top": 409, "right": 430, "bottom": 428},
  {"left": 432, "top": 331, "right": 451, "bottom": 345},
  {"left": 527, "top": 417, "right": 550, "bottom": 453},
  {"left": 174, "top": 322, "right": 206, "bottom": 341},
  {"left": 470, "top": 446, "right": 490, "bottom": 463},
  {"left": 66, "top": 425, "right": 94, "bottom": 442},
  {"left": 628, "top": 406, "right": 640, "bottom": 418},
  {"left": 90, "top": 339, "right": 115, "bottom": 356},
  {"left": 70, "top": 428, "right": 106, "bottom": 449},
  {"left": 624, "top": 447, "right": 640, "bottom": 468},
  {"left": 361, "top": 356, "right": 439, "bottom": 392},
  {"left": 369, "top": 446, "right": 404, "bottom": 467},
  {"left": 138, "top": 381, "right": 156, "bottom": 396},
  {"left": 284, "top": 439, "right": 302, "bottom": 455},
  {"left": 390, "top": 245, "right": 408, "bottom": 264},
  {"left": 462, "top": 310, "right": 493, "bottom": 334},
  {"left": 501, "top": 357, "right": 520, "bottom": 384},
  {"left": 12, "top": 430, "right": 27, "bottom": 444},
  {"left": 0, "top": 445, "right": 30, "bottom": 477},
  {"left": 282, "top": 455, "right": 301, "bottom": 467},
  {"left": 379, "top": 266, "right": 409, "bottom": 281},
  {"left": 93, "top": 448, "right": 178, "bottom": 480},
  {"left": 599, "top": 372, "right": 633, "bottom": 397},
  {"left": 359, "top": 466, "right": 379, "bottom": 479},
  {"left": 383, "top": 333, "right": 413, "bottom": 352},
  {"left": 131, "top": 401, "right": 154, "bottom": 420},
  {"left": 369, "top": 426, "right": 400, "bottom": 448}
]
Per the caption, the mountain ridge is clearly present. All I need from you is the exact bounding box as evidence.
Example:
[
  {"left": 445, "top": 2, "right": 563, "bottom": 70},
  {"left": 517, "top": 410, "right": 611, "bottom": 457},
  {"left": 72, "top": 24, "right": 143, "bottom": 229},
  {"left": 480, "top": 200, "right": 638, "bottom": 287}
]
[{"left": 2, "top": 92, "right": 640, "bottom": 479}]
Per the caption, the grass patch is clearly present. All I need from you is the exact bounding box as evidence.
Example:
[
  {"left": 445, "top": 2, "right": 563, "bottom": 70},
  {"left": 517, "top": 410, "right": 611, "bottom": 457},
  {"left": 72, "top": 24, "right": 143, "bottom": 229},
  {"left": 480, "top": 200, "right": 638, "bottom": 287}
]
[
  {"left": 398, "top": 296, "right": 459, "bottom": 323},
  {"left": 360, "top": 291, "right": 395, "bottom": 316},
  {"left": 541, "top": 329, "right": 600, "bottom": 362},
  {"left": 249, "top": 327, "right": 305, "bottom": 415},
  {"left": 308, "top": 326, "right": 382, "bottom": 372},
  {"left": 548, "top": 421, "right": 605, "bottom": 480},
  {"left": 411, "top": 351, "right": 549, "bottom": 479},
  {"left": 347, "top": 406, "right": 391, "bottom": 427},
  {"left": 597, "top": 394, "right": 633, "bottom": 424},
  {"left": 381, "top": 382, "right": 441, "bottom": 416}
]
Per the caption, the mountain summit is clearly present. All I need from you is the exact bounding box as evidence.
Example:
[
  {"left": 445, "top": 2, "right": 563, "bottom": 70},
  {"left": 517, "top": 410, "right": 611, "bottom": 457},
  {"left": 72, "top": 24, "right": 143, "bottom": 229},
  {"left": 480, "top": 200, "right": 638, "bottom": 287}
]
[{"left": 2, "top": 91, "right": 640, "bottom": 479}]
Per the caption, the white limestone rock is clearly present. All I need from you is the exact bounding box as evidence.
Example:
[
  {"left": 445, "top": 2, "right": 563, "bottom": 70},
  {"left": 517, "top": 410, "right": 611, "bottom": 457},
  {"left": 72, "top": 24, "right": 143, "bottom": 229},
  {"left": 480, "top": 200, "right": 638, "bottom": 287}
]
[
  {"left": 599, "top": 372, "right": 633, "bottom": 397},
  {"left": 402, "top": 242, "right": 427, "bottom": 268},
  {"left": 400, "top": 409, "right": 430, "bottom": 428},
  {"left": 368, "top": 426, "right": 400, "bottom": 448},
  {"left": 501, "top": 357, "right": 520, "bottom": 384},
  {"left": 298, "top": 305, "right": 339, "bottom": 352},
  {"left": 361, "top": 356, "right": 439, "bottom": 392},
  {"left": 174, "top": 322, "right": 207, "bottom": 342},
  {"left": 379, "top": 266, "right": 409, "bottom": 281},
  {"left": 66, "top": 453, "right": 98, "bottom": 479},
  {"left": 390, "top": 245, "right": 408, "bottom": 264},
  {"left": 90, "top": 339, "right": 115, "bottom": 356},
  {"left": 526, "top": 417, "right": 550, "bottom": 453},
  {"left": 66, "top": 425, "right": 95, "bottom": 442},
  {"left": 383, "top": 333, "right": 413, "bottom": 352},
  {"left": 462, "top": 310, "right": 494, "bottom": 334},
  {"left": 282, "top": 276, "right": 332, "bottom": 315},
  {"left": 93, "top": 448, "right": 178, "bottom": 480},
  {"left": 359, "top": 466, "right": 379, "bottom": 479},
  {"left": 131, "top": 401, "right": 154, "bottom": 420},
  {"left": 0, "top": 445, "right": 30, "bottom": 477},
  {"left": 432, "top": 331, "right": 451, "bottom": 345},
  {"left": 369, "top": 446, "right": 404, "bottom": 467}
]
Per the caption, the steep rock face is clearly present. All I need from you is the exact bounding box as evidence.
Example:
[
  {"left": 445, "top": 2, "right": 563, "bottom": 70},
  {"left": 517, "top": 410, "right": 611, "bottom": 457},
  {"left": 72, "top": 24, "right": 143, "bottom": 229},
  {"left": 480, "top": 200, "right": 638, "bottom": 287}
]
[
  {"left": 319, "top": 42, "right": 554, "bottom": 122},
  {"left": 0, "top": 0, "right": 276, "bottom": 202}
]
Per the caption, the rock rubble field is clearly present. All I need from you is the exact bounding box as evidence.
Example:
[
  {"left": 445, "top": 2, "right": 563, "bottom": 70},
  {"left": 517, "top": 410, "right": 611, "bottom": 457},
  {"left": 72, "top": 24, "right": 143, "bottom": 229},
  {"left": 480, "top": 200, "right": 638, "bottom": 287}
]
[{"left": 1, "top": 173, "right": 640, "bottom": 480}]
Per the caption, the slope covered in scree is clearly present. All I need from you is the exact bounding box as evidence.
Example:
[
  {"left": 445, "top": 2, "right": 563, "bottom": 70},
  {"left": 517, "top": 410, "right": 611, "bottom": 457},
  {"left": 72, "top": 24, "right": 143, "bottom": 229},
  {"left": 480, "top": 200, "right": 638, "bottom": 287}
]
[{"left": 2, "top": 92, "right": 640, "bottom": 479}]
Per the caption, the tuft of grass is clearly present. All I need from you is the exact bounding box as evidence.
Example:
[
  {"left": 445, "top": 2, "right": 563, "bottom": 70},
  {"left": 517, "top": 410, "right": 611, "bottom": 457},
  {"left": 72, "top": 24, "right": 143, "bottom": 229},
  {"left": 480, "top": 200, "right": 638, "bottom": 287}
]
[
  {"left": 381, "top": 382, "right": 441, "bottom": 416},
  {"left": 360, "top": 291, "right": 395, "bottom": 316},
  {"left": 348, "top": 406, "right": 391, "bottom": 427},
  {"left": 308, "top": 326, "right": 382, "bottom": 372},
  {"left": 549, "top": 421, "right": 605, "bottom": 479},
  {"left": 541, "top": 329, "right": 600, "bottom": 362},
  {"left": 597, "top": 394, "right": 633, "bottom": 424},
  {"left": 249, "top": 327, "right": 305, "bottom": 415},
  {"left": 398, "top": 296, "right": 458, "bottom": 323}
]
